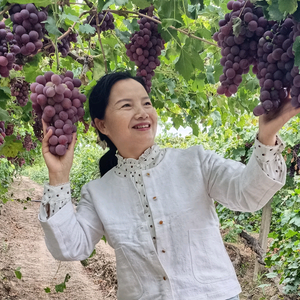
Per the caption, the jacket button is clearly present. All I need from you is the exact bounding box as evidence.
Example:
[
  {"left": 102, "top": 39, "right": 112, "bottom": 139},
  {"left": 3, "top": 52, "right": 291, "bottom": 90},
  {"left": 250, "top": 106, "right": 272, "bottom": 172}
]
[
  {"left": 153, "top": 196, "right": 157, "bottom": 200},
  {"left": 159, "top": 221, "right": 163, "bottom": 225},
  {"left": 163, "top": 276, "right": 167, "bottom": 280},
  {"left": 146, "top": 172, "right": 150, "bottom": 176},
  {"left": 162, "top": 250, "right": 166, "bottom": 253}
]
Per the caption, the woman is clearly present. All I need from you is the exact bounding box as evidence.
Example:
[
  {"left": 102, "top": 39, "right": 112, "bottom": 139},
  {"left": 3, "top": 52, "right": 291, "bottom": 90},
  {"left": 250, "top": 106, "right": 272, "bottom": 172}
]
[{"left": 39, "top": 71, "right": 299, "bottom": 300}]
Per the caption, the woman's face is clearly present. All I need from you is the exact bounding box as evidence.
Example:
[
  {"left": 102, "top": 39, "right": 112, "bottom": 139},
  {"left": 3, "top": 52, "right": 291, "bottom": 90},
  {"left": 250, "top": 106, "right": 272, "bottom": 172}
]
[{"left": 95, "top": 79, "right": 158, "bottom": 159}]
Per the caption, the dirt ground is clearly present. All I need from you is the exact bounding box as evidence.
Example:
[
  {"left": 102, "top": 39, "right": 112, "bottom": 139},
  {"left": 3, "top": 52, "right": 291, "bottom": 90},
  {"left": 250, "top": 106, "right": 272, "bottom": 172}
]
[{"left": 0, "top": 176, "right": 295, "bottom": 300}]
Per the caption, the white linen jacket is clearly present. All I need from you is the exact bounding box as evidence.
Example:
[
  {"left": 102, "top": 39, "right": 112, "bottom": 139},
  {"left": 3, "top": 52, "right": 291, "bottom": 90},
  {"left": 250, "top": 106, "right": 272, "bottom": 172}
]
[{"left": 40, "top": 144, "right": 286, "bottom": 300}]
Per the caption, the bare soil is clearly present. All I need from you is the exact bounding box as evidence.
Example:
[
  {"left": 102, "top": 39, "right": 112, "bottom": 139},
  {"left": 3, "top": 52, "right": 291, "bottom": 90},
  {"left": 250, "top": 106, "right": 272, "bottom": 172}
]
[{"left": 0, "top": 176, "right": 294, "bottom": 300}]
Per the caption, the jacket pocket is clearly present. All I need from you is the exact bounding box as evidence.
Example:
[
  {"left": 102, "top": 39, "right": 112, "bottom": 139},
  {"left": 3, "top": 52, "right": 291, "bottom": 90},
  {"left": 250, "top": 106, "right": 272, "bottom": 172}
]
[
  {"left": 115, "top": 247, "right": 144, "bottom": 300},
  {"left": 188, "top": 227, "right": 235, "bottom": 284}
]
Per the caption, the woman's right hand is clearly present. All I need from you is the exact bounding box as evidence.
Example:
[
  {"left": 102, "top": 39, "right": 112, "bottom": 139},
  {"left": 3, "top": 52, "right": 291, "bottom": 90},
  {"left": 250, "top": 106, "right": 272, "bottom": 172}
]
[{"left": 42, "top": 120, "right": 77, "bottom": 186}]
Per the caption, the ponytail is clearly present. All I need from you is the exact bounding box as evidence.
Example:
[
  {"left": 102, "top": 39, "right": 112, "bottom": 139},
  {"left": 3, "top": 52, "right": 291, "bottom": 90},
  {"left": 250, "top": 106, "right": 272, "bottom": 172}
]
[{"left": 98, "top": 130, "right": 118, "bottom": 176}]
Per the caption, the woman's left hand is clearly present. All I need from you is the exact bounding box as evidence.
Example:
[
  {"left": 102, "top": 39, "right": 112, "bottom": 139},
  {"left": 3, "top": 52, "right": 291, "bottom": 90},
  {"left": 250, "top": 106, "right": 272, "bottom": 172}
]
[{"left": 258, "top": 96, "right": 300, "bottom": 146}]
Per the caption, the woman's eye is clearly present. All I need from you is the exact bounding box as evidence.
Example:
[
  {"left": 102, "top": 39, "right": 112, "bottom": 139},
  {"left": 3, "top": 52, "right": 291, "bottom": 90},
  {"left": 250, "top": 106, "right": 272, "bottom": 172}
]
[
  {"left": 145, "top": 101, "right": 152, "bottom": 105},
  {"left": 122, "top": 103, "right": 131, "bottom": 108}
]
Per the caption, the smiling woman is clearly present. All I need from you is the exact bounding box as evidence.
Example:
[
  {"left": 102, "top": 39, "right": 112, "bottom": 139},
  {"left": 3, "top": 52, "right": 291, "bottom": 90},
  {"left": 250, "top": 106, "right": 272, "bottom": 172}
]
[{"left": 38, "top": 71, "right": 292, "bottom": 300}]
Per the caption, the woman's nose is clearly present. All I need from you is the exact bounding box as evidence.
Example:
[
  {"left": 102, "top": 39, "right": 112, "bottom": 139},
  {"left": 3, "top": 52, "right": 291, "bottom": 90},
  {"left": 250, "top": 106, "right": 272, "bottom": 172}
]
[{"left": 135, "top": 106, "right": 149, "bottom": 119}]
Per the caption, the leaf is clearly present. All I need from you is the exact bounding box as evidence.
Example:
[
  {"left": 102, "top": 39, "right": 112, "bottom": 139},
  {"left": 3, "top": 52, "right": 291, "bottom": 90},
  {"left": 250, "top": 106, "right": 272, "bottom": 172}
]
[
  {"left": 60, "top": 13, "right": 79, "bottom": 22},
  {"left": 0, "top": 108, "right": 10, "bottom": 121},
  {"left": 268, "top": 1, "right": 286, "bottom": 21},
  {"left": 130, "top": 0, "right": 151, "bottom": 8},
  {"left": 0, "top": 135, "right": 24, "bottom": 157},
  {"left": 175, "top": 49, "right": 194, "bottom": 81},
  {"left": 15, "top": 0, "right": 52, "bottom": 5},
  {"left": 278, "top": 0, "right": 298, "bottom": 15},
  {"left": 101, "top": 235, "right": 107, "bottom": 243},
  {"left": 55, "top": 282, "right": 66, "bottom": 292},
  {"left": 44, "top": 16, "right": 62, "bottom": 36},
  {"left": 114, "top": 28, "right": 131, "bottom": 44},
  {"left": 14, "top": 267, "right": 22, "bottom": 280},
  {"left": 79, "top": 24, "right": 96, "bottom": 35},
  {"left": 89, "top": 249, "right": 96, "bottom": 258},
  {"left": 44, "top": 287, "right": 51, "bottom": 293},
  {"left": 97, "top": 0, "right": 105, "bottom": 12},
  {"left": 123, "top": 19, "right": 139, "bottom": 33},
  {"left": 93, "top": 57, "right": 105, "bottom": 81},
  {"left": 293, "top": 36, "right": 300, "bottom": 69},
  {"left": 161, "top": 18, "right": 182, "bottom": 28},
  {"left": 232, "top": 17, "right": 242, "bottom": 37}
]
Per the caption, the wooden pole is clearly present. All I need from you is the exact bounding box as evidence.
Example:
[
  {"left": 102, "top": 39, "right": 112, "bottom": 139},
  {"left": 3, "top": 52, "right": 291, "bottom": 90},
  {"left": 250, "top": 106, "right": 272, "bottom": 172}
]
[{"left": 253, "top": 199, "right": 272, "bottom": 281}]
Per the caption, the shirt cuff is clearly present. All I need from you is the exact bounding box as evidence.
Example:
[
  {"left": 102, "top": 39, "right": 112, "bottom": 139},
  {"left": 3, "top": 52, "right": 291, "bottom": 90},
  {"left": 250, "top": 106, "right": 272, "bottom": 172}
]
[
  {"left": 253, "top": 133, "right": 285, "bottom": 164},
  {"left": 39, "top": 182, "right": 71, "bottom": 221}
]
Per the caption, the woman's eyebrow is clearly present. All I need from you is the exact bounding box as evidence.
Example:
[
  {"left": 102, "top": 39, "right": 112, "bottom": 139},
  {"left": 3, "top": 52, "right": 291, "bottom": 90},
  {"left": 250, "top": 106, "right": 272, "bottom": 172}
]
[{"left": 115, "top": 97, "right": 150, "bottom": 105}]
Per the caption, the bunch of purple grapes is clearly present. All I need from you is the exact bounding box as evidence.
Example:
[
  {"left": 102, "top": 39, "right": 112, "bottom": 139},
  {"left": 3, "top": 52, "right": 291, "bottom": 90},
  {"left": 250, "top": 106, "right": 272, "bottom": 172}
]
[
  {"left": 84, "top": 11, "right": 115, "bottom": 33},
  {"left": 214, "top": 0, "right": 270, "bottom": 97},
  {"left": 0, "top": 121, "right": 5, "bottom": 146},
  {"left": 214, "top": 0, "right": 300, "bottom": 116},
  {"left": 32, "top": 112, "right": 43, "bottom": 142},
  {"left": 0, "top": 22, "right": 20, "bottom": 77},
  {"left": 11, "top": 78, "right": 30, "bottom": 107},
  {"left": 45, "top": 28, "right": 78, "bottom": 57},
  {"left": 125, "top": 8, "right": 165, "bottom": 93},
  {"left": 289, "top": 144, "right": 300, "bottom": 177},
  {"left": 22, "top": 133, "right": 33, "bottom": 151},
  {"left": 252, "top": 17, "right": 295, "bottom": 115},
  {"left": 9, "top": 3, "right": 47, "bottom": 56},
  {"left": 5, "top": 123, "right": 14, "bottom": 136},
  {"left": 30, "top": 71, "right": 86, "bottom": 156}
]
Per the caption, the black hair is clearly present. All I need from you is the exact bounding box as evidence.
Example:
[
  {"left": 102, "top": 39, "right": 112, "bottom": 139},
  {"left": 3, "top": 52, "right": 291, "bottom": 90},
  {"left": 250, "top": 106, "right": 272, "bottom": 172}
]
[{"left": 89, "top": 71, "right": 147, "bottom": 177}]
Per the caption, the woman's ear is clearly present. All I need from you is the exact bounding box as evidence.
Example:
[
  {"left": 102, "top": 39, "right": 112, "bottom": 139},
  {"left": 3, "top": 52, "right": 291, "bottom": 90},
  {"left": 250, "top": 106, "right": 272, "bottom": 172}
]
[{"left": 94, "top": 118, "right": 108, "bottom": 135}]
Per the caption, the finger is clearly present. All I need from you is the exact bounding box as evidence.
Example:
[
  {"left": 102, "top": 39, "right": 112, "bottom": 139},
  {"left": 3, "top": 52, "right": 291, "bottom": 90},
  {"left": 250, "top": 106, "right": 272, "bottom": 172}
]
[{"left": 67, "top": 132, "right": 77, "bottom": 152}]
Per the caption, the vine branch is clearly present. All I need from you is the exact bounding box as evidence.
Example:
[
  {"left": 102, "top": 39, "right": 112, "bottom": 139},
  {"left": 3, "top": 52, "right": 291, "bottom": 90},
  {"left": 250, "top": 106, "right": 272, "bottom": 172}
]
[
  {"left": 0, "top": 4, "right": 13, "bottom": 18},
  {"left": 105, "top": 9, "right": 218, "bottom": 47},
  {"left": 95, "top": 11, "right": 108, "bottom": 73}
]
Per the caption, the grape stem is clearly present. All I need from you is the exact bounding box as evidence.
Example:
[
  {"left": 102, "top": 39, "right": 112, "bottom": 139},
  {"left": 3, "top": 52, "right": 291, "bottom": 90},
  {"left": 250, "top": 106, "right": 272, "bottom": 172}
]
[
  {"left": 105, "top": 9, "right": 218, "bottom": 47},
  {"left": 95, "top": 11, "right": 108, "bottom": 73},
  {"left": 238, "top": 0, "right": 249, "bottom": 18},
  {"left": 0, "top": 4, "right": 13, "bottom": 18}
]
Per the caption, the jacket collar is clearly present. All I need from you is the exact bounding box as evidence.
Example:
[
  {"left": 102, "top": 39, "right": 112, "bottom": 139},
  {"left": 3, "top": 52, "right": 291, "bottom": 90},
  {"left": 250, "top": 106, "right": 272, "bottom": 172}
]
[{"left": 115, "top": 144, "right": 165, "bottom": 175}]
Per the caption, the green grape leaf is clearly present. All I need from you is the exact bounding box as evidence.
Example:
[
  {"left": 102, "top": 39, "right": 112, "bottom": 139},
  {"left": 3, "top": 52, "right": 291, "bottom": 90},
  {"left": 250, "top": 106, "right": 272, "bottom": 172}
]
[
  {"left": 93, "top": 57, "right": 105, "bottom": 81},
  {"left": 60, "top": 13, "right": 79, "bottom": 22},
  {"left": 232, "top": 17, "right": 242, "bottom": 37},
  {"left": 44, "top": 16, "right": 62, "bottom": 36},
  {"left": 278, "top": 0, "right": 298, "bottom": 15},
  {"left": 79, "top": 24, "right": 96, "bottom": 35},
  {"left": 0, "top": 135, "right": 24, "bottom": 157},
  {"left": 268, "top": 1, "right": 286, "bottom": 21},
  {"left": 175, "top": 49, "right": 194, "bottom": 81},
  {"left": 114, "top": 28, "right": 131, "bottom": 43},
  {"left": 130, "top": 0, "right": 151, "bottom": 8},
  {"left": 161, "top": 18, "right": 182, "bottom": 28},
  {"left": 15, "top": 0, "right": 52, "bottom": 5},
  {"left": 44, "top": 287, "right": 51, "bottom": 293},
  {"left": 293, "top": 36, "right": 300, "bottom": 69},
  {"left": 0, "top": 108, "right": 9, "bottom": 121},
  {"left": 98, "top": 0, "right": 105, "bottom": 12}
]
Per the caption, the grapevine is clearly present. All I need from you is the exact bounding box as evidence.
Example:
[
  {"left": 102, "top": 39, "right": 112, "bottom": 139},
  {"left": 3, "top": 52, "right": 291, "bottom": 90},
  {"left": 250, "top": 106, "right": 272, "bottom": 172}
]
[{"left": 30, "top": 71, "right": 86, "bottom": 156}]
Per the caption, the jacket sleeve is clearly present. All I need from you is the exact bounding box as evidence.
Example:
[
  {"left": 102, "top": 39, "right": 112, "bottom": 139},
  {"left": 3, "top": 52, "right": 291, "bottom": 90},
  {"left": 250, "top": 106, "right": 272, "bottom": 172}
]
[
  {"left": 39, "top": 183, "right": 104, "bottom": 261},
  {"left": 199, "top": 135, "right": 286, "bottom": 212}
]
